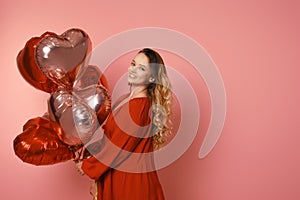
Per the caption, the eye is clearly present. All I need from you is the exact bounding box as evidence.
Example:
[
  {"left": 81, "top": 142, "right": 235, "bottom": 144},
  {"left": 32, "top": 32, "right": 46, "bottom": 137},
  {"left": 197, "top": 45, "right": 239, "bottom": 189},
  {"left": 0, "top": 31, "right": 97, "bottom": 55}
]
[
  {"left": 130, "top": 62, "right": 135, "bottom": 66},
  {"left": 139, "top": 66, "right": 146, "bottom": 71}
]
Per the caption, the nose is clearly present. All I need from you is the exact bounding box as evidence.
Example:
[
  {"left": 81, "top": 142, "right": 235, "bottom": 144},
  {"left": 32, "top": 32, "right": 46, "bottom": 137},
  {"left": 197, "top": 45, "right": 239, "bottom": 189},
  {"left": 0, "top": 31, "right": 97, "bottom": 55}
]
[{"left": 128, "top": 65, "right": 137, "bottom": 72}]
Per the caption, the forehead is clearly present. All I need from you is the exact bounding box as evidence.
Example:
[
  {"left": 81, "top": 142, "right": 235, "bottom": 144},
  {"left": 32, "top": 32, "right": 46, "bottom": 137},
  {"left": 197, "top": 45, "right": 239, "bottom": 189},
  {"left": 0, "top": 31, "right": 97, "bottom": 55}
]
[{"left": 133, "top": 53, "right": 149, "bottom": 65}]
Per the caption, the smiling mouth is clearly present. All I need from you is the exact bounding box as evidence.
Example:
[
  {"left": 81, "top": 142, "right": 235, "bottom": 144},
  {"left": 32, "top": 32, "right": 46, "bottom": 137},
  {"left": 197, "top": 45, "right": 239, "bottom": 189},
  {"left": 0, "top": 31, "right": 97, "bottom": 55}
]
[{"left": 128, "top": 72, "right": 136, "bottom": 78}]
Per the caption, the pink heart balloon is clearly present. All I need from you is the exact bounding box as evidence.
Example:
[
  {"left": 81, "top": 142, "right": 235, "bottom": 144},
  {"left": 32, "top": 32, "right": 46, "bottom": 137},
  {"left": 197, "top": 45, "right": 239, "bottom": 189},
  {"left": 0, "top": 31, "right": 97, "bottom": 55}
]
[
  {"left": 47, "top": 65, "right": 111, "bottom": 146},
  {"left": 48, "top": 89, "right": 98, "bottom": 146},
  {"left": 35, "top": 28, "right": 92, "bottom": 89}
]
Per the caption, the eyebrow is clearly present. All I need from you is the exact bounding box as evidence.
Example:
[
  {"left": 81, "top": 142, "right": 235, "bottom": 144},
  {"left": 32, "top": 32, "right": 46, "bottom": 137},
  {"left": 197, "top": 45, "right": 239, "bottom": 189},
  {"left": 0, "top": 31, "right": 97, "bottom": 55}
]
[{"left": 132, "top": 59, "right": 147, "bottom": 68}]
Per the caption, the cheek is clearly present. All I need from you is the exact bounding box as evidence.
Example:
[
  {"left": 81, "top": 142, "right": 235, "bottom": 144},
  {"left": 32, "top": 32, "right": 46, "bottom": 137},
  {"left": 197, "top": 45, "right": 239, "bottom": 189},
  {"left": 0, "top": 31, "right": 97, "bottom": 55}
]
[{"left": 141, "top": 73, "right": 151, "bottom": 82}]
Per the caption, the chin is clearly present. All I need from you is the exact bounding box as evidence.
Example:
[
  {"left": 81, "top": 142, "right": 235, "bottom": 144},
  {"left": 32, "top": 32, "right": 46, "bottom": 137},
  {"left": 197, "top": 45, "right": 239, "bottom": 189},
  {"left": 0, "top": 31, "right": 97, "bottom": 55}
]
[
  {"left": 127, "top": 79, "right": 133, "bottom": 84},
  {"left": 127, "top": 77, "right": 137, "bottom": 84}
]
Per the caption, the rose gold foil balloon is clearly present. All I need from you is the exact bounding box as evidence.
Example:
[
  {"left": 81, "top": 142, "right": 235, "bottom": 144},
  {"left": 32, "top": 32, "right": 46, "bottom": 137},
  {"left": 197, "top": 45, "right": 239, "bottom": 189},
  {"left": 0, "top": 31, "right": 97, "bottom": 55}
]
[
  {"left": 13, "top": 29, "right": 111, "bottom": 166},
  {"left": 48, "top": 65, "right": 111, "bottom": 146},
  {"left": 17, "top": 32, "right": 59, "bottom": 93},
  {"left": 74, "top": 65, "right": 111, "bottom": 124},
  {"left": 47, "top": 90, "right": 96, "bottom": 146},
  {"left": 35, "top": 28, "right": 92, "bottom": 89}
]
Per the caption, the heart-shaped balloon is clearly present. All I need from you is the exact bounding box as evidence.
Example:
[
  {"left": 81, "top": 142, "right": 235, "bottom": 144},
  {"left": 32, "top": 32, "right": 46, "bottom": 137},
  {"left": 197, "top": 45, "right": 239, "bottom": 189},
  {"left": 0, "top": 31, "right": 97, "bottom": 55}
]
[
  {"left": 17, "top": 32, "right": 59, "bottom": 93},
  {"left": 35, "top": 28, "right": 92, "bottom": 89},
  {"left": 47, "top": 65, "right": 111, "bottom": 146},
  {"left": 48, "top": 89, "right": 98, "bottom": 146},
  {"left": 73, "top": 65, "right": 111, "bottom": 125},
  {"left": 13, "top": 117, "right": 75, "bottom": 165},
  {"left": 14, "top": 28, "right": 111, "bottom": 166}
]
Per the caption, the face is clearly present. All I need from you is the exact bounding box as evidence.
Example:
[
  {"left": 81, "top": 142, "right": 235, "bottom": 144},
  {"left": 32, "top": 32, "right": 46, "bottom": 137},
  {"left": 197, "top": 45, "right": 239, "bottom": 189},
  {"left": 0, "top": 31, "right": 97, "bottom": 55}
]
[{"left": 128, "top": 53, "right": 154, "bottom": 85}]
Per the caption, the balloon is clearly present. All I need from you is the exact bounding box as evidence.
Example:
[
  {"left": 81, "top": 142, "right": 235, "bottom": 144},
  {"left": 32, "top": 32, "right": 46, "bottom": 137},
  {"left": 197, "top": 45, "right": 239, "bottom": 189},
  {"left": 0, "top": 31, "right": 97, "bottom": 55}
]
[
  {"left": 74, "top": 65, "right": 111, "bottom": 125},
  {"left": 13, "top": 117, "right": 75, "bottom": 165},
  {"left": 17, "top": 32, "right": 59, "bottom": 93},
  {"left": 47, "top": 89, "right": 96, "bottom": 146},
  {"left": 35, "top": 28, "right": 92, "bottom": 89},
  {"left": 14, "top": 28, "right": 111, "bottom": 166},
  {"left": 48, "top": 65, "right": 111, "bottom": 146}
]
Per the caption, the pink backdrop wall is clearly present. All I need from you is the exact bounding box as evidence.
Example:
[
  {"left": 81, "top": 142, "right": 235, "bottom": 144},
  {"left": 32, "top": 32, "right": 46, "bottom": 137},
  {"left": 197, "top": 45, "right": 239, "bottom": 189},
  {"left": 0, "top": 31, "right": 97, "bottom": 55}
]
[{"left": 1, "top": 0, "right": 299, "bottom": 199}]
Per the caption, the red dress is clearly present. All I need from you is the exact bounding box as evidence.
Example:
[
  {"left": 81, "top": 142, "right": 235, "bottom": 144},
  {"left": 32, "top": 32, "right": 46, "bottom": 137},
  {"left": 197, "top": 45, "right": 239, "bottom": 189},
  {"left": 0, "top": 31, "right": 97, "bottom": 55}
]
[{"left": 82, "top": 97, "right": 165, "bottom": 200}]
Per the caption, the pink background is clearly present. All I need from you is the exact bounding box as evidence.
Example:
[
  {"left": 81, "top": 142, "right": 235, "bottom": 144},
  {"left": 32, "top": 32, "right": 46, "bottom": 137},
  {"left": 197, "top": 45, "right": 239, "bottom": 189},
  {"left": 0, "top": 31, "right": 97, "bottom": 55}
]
[{"left": 1, "top": 0, "right": 300, "bottom": 199}]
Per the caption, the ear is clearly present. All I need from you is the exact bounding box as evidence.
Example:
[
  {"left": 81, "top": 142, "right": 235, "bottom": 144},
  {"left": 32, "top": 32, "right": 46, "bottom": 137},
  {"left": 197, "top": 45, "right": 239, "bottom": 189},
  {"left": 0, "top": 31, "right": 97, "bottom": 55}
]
[{"left": 149, "top": 77, "right": 155, "bottom": 83}]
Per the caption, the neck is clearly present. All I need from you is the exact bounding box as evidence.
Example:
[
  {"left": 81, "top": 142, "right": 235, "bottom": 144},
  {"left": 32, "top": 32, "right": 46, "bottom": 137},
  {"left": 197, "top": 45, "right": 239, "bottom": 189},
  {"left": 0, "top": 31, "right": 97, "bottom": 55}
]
[{"left": 129, "top": 84, "right": 148, "bottom": 99}]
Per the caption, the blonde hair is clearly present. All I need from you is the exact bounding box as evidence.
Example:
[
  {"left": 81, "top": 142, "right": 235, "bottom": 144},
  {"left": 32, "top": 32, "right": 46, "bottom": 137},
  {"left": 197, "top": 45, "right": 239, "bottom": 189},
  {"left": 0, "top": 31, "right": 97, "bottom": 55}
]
[{"left": 138, "top": 48, "right": 172, "bottom": 150}]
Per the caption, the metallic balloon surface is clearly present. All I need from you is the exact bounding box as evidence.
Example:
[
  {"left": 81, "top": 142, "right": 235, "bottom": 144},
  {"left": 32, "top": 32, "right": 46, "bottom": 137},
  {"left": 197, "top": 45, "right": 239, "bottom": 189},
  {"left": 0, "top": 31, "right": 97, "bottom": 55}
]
[
  {"left": 48, "top": 65, "right": 111, "bottom": 146},
  {"left": 13, "top": 117, "right": 75, "bottom": 165},
  {"left": 74, "top": 65, "right": 111, "bottom": 125},
  {"left": 13, "top": 28, "right": 111, "bottom": 166},
  {"left": 17, "top": 32, "right": 59, "bottom": 93},
  {"left": 48, "top": 90, "right": 97, "bottom": 146},
  {"left": 35, "top": 28, "right": 92, "bottom": 89}
]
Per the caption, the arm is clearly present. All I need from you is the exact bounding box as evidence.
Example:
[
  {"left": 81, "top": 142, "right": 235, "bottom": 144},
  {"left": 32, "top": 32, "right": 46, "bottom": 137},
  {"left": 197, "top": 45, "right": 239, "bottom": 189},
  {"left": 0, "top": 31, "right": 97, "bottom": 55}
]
[{"left": 82, "top": 98, "right": 152, "bottom": 180}]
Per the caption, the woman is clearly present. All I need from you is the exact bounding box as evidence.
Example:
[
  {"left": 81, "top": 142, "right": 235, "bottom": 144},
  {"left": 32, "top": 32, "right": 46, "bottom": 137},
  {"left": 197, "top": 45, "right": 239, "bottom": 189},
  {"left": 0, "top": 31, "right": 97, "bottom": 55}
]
[{"left": 78, "top": 48, "right": 172, "bottom": 200}]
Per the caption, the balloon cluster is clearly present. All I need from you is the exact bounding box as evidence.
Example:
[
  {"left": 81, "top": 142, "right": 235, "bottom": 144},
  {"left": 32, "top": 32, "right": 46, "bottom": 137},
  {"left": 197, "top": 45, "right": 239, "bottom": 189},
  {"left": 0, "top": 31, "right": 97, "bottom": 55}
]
[{"left": 13, "top": 28, "right": 111, "bottom": 165}]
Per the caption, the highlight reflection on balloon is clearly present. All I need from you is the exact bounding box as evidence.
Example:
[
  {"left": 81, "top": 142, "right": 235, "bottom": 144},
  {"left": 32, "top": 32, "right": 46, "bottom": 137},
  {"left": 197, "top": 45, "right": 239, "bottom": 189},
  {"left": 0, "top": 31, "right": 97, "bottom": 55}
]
[
  {"left": 13, "top": 28, "right": 111, "bottom": 166},
  {"left": 17, "top": 32, "right": 59, "bottom": 93},
  {"left": 13, "top": 117, "right": 75, "bottom": 165},
  {"left": 35, "top": 28, "right": 92, "bottom": 89},
  {"left": 74, "top": 65, "right": 111, "bottom": 125},
  {"left": 47, "top": 65, "right": 111, "bottom": 146},
  {"left": 48, "top": 89, "right": 98, "bottom": 146}
]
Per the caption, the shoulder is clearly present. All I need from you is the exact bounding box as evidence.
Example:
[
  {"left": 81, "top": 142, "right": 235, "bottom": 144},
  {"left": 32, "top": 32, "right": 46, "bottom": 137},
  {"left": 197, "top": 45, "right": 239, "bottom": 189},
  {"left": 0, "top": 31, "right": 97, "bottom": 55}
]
[
  {"left": 129, "top": 97, "right": 150, "bottom": 105},
  {"left": 128, "top": 97, "right": 151, "bottom": 126}
]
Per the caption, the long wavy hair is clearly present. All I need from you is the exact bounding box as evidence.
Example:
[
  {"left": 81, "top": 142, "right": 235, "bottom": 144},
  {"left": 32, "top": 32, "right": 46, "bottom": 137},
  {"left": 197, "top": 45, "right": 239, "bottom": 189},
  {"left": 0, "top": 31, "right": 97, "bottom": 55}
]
[{"left": 138, "top": 48, "right": 172, "bottom": 150}]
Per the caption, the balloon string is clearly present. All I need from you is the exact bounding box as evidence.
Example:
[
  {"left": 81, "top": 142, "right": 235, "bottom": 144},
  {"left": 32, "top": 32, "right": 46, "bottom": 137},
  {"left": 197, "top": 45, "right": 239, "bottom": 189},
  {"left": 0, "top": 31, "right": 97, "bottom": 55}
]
[{"left": 90, "top": 181, "right": 98, "bottom": 200}]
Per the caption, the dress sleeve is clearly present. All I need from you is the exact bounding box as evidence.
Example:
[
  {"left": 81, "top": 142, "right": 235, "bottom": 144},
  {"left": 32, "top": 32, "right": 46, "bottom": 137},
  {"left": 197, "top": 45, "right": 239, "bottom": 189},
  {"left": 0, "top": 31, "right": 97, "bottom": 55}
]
[{"left": 82, "top": 98, "right": 151, "bottom": 180}]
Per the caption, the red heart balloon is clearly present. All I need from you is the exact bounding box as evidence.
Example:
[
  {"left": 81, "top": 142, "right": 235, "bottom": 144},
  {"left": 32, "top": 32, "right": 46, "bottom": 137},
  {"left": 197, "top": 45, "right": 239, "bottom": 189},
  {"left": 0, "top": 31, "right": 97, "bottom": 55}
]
[
  {"left": 13, "top": 117, "right": 75, "bottom": 165},
  {"left": 14, "top": 28, "right": 111, "bottom": 166},
  {"left": 35, "top": 28, "right": 92, "bottom": 89},
  {"left": 17, "top": 32, "right": 59, "bottom": 93}
]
